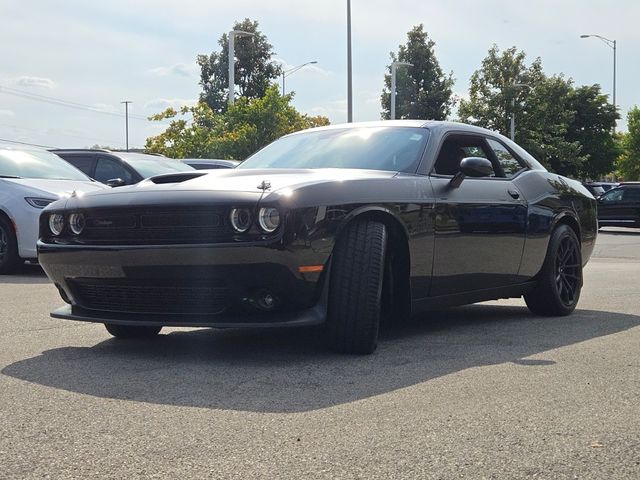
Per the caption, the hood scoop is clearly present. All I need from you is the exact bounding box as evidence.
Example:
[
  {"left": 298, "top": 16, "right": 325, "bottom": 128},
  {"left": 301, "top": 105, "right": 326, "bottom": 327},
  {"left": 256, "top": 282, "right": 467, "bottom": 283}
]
[{"left": 149, "top": 172, "right": 207, "bottom": 184}]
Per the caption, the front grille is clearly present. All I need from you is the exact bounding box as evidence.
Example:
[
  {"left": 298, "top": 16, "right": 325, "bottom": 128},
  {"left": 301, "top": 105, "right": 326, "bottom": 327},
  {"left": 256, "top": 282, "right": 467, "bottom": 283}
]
[
  {"left": 80, "top": 206, "right": 232, "bottom": 245},
  {"left": 68, "top": 278, "right": 229, "bottom": 315}
]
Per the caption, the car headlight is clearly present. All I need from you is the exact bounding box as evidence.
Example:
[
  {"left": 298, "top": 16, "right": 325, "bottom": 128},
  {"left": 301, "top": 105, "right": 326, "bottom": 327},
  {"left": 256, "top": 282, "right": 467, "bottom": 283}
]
[
  {"left": 49, "top": 214, "right": 64, "bottom": 236},
  {"left": 69, "top": 213, "right": 85, "bottom": 235},
  {"left": 25, "top": 197, "right": 56, "bottom": 209},
  {"left": 258, "top": 207, "right": 280, "bottom": 233},
  {"left": 230, "top": 208, "right": 252, "bottom": 233}
]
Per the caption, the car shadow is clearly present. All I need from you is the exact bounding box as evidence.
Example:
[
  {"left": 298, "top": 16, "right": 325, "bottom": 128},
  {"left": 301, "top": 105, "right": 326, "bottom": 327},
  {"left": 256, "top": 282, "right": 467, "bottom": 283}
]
[
  {"left": 3, "top": 305, "right": 638, "bottom": 413},
  {"left": 0, "top": 263, "right": 50, "bottom": 284}
]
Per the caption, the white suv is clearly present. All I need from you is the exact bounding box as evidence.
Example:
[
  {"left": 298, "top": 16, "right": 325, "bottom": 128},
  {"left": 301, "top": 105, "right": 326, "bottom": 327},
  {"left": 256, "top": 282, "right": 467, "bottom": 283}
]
[{"left": 0, "top": 144, "right": 108, "bottom": 273}]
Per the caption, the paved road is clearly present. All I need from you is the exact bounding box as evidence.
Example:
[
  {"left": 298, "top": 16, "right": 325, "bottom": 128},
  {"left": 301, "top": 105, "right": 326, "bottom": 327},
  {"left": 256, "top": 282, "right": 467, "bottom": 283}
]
[{"left": 1, "top": 228, "right": 639, "bottom": 479}]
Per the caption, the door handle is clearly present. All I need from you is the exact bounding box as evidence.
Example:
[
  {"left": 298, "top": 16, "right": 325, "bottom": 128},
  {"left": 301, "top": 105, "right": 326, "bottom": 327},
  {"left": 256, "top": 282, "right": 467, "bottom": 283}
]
[{"left": 508, "top": 189, "right": 520, "bottom": 199}]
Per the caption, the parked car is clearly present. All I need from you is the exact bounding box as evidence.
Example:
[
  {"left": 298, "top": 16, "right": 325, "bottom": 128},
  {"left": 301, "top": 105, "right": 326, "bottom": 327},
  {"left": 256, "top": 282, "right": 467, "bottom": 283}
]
[
  {"left": 597, "top": 183, "right": 640, "bottom": 228},
  {"left": 38, "top": 121, "right": 597, "bottom": 354},
  {"left": 584, "top": 181, "right": 618, "bottom": 198},
  {"left": 0, "top": 144, "right": 108, "bottom": 273},
  {"left": 52, "top": 149, "right": 194, "bottom": 186},
  {"left": 183, "top": 159, "right": 240, "bottom": 170}
]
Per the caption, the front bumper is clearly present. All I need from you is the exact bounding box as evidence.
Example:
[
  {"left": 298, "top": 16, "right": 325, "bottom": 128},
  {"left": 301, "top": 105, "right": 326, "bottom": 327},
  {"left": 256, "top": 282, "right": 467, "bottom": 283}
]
[{"left": 38, "top": 241, "right": 330, "bottom": 327}]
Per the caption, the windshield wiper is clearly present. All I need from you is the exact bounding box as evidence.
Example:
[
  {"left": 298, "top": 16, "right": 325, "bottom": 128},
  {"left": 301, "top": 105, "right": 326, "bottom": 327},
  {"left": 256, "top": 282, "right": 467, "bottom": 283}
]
[{"left": 0, "top": 175, "right": 22, "bottom": 179}]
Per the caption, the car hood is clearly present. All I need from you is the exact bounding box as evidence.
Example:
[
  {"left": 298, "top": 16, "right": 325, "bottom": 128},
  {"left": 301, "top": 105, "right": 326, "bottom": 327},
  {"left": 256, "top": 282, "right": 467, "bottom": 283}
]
[
  {"left": 58, "top": 168, "right": 398, "bottom": 210},
  {"left": 4, "top": 178, "right": 108, "bottom": 199}
]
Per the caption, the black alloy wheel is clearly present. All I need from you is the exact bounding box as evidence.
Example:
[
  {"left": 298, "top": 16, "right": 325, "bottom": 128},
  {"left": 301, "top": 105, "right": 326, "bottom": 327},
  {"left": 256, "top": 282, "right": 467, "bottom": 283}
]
[
  {"left": 525, "top": 224, "right": 582, "bottom": 316},
  {"left": 0, "top": 216, "right": 20, "bottom": 275}
]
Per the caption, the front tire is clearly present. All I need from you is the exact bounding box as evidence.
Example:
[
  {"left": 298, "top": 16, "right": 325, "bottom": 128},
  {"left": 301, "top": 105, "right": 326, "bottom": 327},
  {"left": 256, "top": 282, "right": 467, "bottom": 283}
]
[
  {"left": 0, "top": 216, "right": 21, "bottom": 275},
  {"left": 525, "top": 224, "right": 582, "bottom": 316},
  {"left": 104, "top": 323, "right": 162, "bottom": 339},
  {"left": 326, "top": 220, "right": 387, "bottom": 354}
]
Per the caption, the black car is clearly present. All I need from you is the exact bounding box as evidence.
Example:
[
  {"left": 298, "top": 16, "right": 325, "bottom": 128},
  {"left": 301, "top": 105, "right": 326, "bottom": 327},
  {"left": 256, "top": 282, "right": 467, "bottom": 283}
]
[
  {"left": 597, "top": 183, "right": 640, "bottom": 228},
  {"left": 184, "top": 159, "right": 240, "bottom": 170},
  {"left": 52, "top": 149, "right": 194, "bottom": 187},
  {"left": 38, "top": 121, "right": 597, "bottom": 354},
  {"left": 583, "top": 182, "right": 618, "bottom": 198}
]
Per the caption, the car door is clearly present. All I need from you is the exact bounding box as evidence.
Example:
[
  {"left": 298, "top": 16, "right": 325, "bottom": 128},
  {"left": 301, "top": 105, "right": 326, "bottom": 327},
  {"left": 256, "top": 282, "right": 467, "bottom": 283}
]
[
  {"left": 598, "top": 187, "right": 638, "bottom": 225},
  {"left": 429, "top": 133, "right": 527, "bottom": 297}
]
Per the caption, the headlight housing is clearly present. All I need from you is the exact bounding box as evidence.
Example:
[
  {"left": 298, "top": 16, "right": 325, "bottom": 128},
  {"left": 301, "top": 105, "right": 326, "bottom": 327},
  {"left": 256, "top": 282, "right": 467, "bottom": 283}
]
[
  {"left": 230, "top": 208, "right": 252, "bottom": 233},
  {"left": 49, "top": 214, "right": 64, "bottom": 236},
  {"left": 69, "top": 213, "right": 85, "bottom": 235},
  {"left": 258, "top": 207, "right": 280, "bottom": 233}
]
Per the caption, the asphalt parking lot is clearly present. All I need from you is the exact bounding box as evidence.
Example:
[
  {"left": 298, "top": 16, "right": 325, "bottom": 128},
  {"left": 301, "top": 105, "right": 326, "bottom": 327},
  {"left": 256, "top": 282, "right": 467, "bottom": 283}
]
[{"left": 1, "top": 228, "right": 639, "bottom": 479}]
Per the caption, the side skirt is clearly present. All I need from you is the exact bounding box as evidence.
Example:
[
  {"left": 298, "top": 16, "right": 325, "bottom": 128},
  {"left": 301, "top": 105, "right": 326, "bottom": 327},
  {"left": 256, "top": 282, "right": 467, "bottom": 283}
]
[{"left": 411, "top": 281, "right": 537, "bottom": 312}]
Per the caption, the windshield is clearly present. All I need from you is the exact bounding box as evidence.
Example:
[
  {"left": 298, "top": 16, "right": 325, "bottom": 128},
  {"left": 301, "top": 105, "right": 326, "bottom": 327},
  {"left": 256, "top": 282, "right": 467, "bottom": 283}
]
[
  {"left": 0, "top": 148, "right": 90, "bottom": 181},
  {"left": 238, "top": 126, "right": 430, "bottom": 173},
  {"left": 120, "top": 154, "right": 194, "bottom": 179}
]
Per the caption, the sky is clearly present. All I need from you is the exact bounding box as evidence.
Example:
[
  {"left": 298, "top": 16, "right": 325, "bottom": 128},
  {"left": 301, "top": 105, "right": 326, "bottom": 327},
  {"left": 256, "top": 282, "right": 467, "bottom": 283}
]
[{"left": 1, "top": 0, "right": 638, "bottom": 150}]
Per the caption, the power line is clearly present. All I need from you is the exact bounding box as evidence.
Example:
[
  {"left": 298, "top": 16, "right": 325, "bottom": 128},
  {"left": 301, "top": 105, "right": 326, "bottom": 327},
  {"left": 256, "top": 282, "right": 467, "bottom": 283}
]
[
  {"left": 0, "top": 137, "right": 57, "bottom": 149},
  {"left": 0, "top": 85, "right": 150, "bottom": 121},
  {"left": 0, "top": 122, "right": 122, "bottom": 146}
]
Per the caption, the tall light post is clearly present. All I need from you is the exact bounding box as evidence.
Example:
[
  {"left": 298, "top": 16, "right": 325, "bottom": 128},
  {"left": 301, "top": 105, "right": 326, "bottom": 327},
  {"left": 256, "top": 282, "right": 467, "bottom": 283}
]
[
  {"left": 580, "top": 34, "right": 617, "bottom": 127},
  {"left": 120, "top": 100, "right": 132, "bottom": 151},
  {"left": 346, "top": 0, "right": 353, "bottom": 122},
  {"left": 509, "top": 83, "right": 532, "bottom": 141},
  {"left": 282, "top": 61, "right": 318, "bottom": 95},
  {"left": 228, "top": 30, "right": 254, "bottom": 106},
  {"left": 390, "top": 61, "right": 413, "bottom": 120}
]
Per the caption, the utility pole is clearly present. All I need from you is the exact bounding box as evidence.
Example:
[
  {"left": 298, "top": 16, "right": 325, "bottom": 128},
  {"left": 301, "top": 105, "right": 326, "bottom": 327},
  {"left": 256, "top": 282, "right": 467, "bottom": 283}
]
[
  {"left": 346, "top": 0, "right": 353, "bottom": 122},
  {"left": 282, "top": 61, "right": 318, "bottom": 96},
  {"left": 120, "top": 100, "right": 132, "bottom": 151},
  {"left": 580, "top": 34, "right": 617, "bottom": 131}
]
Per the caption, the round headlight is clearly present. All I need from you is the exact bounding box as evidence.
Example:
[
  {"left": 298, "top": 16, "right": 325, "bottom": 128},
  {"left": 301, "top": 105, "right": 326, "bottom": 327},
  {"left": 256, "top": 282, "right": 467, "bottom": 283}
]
[
  {"left": 258, "top": 207, "right": 280, "bottom": 233},
  {"left": 69, "top": 213, "right": 85, "bottom": 235},
  {"left": 49, "top": 214, "right": 64, "bottom": 236},
  {"left": 230, "top": 208, "right": 252, "bottom": 233}
]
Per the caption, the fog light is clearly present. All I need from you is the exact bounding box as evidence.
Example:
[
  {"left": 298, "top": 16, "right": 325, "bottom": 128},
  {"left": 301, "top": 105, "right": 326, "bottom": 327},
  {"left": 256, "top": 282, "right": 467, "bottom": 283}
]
[
  {"left": 256, "top": 290, "right": 279, "bottom": 310},
  {"left": 69, "top": 213, "right": 85, "bottom": 235},
  {"left": 49, "top": 214, "right": 64, "bottom": 236}
]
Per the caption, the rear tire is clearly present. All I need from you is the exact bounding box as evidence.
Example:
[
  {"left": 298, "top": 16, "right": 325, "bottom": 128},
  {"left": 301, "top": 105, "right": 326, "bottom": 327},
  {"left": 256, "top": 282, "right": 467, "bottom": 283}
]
[
  {"left": 525, "top": 224, "right": 582, "bottom": 316},
  {"left": 326, "top": 220, "right": 387, "bottom": 354},
  {"left": 104, "top": 323, "right": 162, "bottom": 339},
  {"left": 0, "top": 216, "right": 21, "bottom": 275}
]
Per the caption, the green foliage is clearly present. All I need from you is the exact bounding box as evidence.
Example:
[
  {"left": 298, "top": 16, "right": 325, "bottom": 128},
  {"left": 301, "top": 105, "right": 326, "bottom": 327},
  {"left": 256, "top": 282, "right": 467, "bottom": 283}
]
[
  {"left": 145, "top": 86, "right": 329, "bottom": 160},
  {"left": 458, "top": 45, "right": 618, "bottom": 178},
  {"left": 380, "top": 25, "right": 454, "bottom": 120},
  {"left": 616, "top": 107, "right": 640, "bottom": 180},
  {"left": 196, "top": 18, "right": 282, "bottom": 113}
]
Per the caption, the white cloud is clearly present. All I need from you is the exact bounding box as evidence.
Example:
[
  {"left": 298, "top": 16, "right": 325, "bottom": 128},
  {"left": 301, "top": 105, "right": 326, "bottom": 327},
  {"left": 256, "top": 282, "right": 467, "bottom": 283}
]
[
  {"left": 14, "top": 76, "right": 55, "bottom": 88},
  {"left": 148, "top": 63, "right": 198, "bottom": 77},
  {"left": 0, "top": 109, "right": 15, "bottom": 116},
  {"left": 144, "top": 98, "right": 198, "bottom": 110},
  {"left": 92, "top": 103, "right": 119, "bottom": 114}
]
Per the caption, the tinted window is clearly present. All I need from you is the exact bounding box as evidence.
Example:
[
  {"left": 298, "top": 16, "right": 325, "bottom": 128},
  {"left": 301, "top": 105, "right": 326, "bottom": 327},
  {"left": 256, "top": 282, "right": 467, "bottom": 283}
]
[
  {"left": 0, "top": 149, "right": 89, "bottom": 180},
  {"left": 119, "top": 155, "right": 194, "bottom": 178},
  {"left": 238, "top": 127, "right": 429, "bottom": 173},
  {"left": 95, "top": 158, "right": 134, "bottom": 184},
  {"left": 486, "top": 138, "right": 525, "bottom": 178},
  {"left": 434, "top": 135, "right": 495, "bottom": 176},
  {"left": 600, "top": 188, "right": 624, "bottom": 203},
  {"left": 64, "top": 155, "right": 95, "bottom": 176},
  {"left": 624, "top": 188, "right": 640, "bottom": 202}
]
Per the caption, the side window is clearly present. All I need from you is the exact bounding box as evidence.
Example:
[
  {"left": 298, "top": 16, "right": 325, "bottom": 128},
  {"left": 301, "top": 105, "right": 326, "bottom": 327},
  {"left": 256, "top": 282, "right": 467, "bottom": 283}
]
[
  {"left": 65, "top": 155, "right": 95, "bottom": 176},
  {"left": 433, "top": 135, "right": 495, "bottom": 176},
  {"left": 600, "top": 188, "right": 624, "bottom": 203},
  {"left": 624, "top": 188, "right": 640, "bottom": 202},
  {"left": 486, "top": 139, "right": 525, "bottom": 178},
  {"left": 94, "top": 158, "right": 133, "bottom": 184}
]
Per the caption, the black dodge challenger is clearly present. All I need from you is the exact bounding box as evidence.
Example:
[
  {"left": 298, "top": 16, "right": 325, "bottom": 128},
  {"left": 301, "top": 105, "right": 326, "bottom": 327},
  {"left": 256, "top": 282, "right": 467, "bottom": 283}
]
[{"left": 38, "top": 121, "right": 597, "bottom": 354}]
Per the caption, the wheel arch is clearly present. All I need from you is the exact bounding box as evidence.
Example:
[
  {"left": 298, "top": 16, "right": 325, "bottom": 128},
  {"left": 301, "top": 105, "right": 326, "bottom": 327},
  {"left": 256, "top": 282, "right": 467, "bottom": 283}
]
[{"left": 552, "top": 211, "right": 581, "bottom": 244}]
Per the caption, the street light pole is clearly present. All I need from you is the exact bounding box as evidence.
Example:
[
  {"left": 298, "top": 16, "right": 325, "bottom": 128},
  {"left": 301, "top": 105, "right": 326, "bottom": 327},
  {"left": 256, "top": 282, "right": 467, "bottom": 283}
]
[
  {"left": 281, "top": 61, "right": 318, "bottom": 96},
  {"left": 508, "top": 83, "right": 532, "bottom": 141},
  {"left": 120, "top": 100, "right": 132, "bottom": 151},
  {"left": 228, "top": 30, "right": 254, "bottom": 106},
  {"left": 390, "top": 61, "right": 413, "bottom": 120},
  {"left": 346, "top": 0, "right": 353, "bottom": 122},
  {"left": 580, "top": 34, "right": 617, "bottom": 122}
]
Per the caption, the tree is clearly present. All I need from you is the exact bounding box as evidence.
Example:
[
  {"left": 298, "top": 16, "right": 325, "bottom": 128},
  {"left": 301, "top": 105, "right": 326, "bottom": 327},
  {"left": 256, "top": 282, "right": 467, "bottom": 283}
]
[
  {"left": 380, "top": 25, "right": 454, "bottom": 120},
  {"left": 196, "top": 18, "right": 282, "bottom": 113},
  {"left": 145, "top": 87, "right": 329, "bottom": 160},
  {"left": 616, "top": 107, "right": 640, "bottom": 180},
  {"left": 565, "top": 85, "right": 619, "bottom": 179}
]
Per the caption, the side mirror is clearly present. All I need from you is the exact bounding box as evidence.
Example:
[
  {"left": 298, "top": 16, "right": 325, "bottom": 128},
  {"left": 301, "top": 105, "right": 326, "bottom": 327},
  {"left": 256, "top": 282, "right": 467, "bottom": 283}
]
[
  {"left": 460, "top": 157, "right": 494, "bottom": 177},
  {"left": 106, "top": 178, "right": 125, "bottom": 188},
  {"left": 449, "top": 157, "right": 494, "bottom": 188}
]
